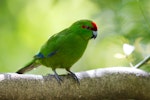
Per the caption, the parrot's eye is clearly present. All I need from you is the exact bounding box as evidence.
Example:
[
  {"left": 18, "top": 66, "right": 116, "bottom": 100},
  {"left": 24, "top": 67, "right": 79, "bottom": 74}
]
[
  {"left": 82, "top": 25, "right": 92, "bottom": 30},
  {"left": 87, "top": 26, "right": 90, "bottom": 29}
]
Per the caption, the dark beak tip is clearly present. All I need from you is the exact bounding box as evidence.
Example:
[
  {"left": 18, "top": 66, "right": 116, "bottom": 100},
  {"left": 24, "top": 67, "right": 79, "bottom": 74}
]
[
  {"left": 91, "top": 34, "right": 97, "bottom": 39},
  {"left": 94, "top": 35, "right": 97, "bottom": 39},
  {"left": 93, "top": 35, "right": 97, "bottom": 39}
]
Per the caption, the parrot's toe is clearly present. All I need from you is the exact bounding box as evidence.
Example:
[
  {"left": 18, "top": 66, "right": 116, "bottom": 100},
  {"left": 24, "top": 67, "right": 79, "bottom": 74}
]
[
  {"left": 54, "top": 74, "right": 63, "bottom": 84},
  {"left": 66, "top": 69, "right": 80, "bottom": 85}
]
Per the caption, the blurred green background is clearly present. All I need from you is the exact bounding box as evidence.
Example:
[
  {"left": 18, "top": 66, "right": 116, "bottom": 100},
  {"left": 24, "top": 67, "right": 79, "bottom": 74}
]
[{"left": 0, "top": 0, "right": 150, "bottom": 75}]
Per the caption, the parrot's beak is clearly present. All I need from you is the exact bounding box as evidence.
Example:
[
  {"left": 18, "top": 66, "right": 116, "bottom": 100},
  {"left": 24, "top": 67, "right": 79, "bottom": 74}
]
[{"left": 91, "top": 31, "right": 97, "bottom": 39}]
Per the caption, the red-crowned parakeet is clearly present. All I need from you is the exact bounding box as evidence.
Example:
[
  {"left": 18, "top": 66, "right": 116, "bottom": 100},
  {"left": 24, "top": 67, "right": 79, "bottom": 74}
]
[{"left": 16, "top": 19, "right": 98, "bottom": 84}]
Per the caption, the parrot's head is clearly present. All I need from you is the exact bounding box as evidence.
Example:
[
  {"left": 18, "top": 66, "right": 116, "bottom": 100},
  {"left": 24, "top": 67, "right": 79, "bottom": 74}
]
[{"left": 70, "top": 19, "right": 98, "bottom": 40}]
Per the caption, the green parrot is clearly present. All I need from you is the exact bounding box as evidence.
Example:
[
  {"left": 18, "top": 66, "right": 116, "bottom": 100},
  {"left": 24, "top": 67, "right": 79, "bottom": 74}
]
[{"left": 16, "top": 19, "right": 98, "bottom": 83}]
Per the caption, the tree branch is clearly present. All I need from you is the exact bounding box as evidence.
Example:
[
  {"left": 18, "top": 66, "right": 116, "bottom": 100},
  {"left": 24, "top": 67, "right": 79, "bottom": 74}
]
[
  {"left": 0, "top": 67, "right": 150, "bottom": 100},
  {"left": 134, "top": 55, "right": 150, "bottom": 68}
]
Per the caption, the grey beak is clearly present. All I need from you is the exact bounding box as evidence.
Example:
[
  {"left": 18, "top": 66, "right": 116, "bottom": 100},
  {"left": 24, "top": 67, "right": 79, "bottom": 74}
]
[{"left": 91, "top": 31, "right": 97, "bottom": 39}]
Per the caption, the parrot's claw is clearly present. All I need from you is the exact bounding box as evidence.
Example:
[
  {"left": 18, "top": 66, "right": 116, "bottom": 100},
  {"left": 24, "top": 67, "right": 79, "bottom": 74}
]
[
  {"left": 53, "top": 69, "right": 63, "bottom": 84},
  {"left": 54, "top": 74, "right": 63, "bottom": 84},
  {"left": 66, "top": 69, "right": 80, "bottom": 85}
]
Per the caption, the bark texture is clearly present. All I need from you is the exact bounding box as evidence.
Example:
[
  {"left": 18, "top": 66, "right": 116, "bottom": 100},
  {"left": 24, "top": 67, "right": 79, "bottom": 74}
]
[{"left": 0, "top": 67, "right": 150, "bottom": 100}]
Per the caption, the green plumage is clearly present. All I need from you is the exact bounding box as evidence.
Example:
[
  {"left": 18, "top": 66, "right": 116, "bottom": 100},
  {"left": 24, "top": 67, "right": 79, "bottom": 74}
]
[{"left": 17, "top": 19, "right": 98, "bottom": 83}]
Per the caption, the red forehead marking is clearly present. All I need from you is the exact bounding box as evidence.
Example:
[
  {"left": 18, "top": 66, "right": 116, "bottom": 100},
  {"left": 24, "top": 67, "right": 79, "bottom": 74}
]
[{"left": 91, "top": 22, "right": 97, "bottom": 31}]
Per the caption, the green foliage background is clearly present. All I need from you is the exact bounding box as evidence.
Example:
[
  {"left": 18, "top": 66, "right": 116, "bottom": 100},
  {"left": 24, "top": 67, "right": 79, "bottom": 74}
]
[{"left": 0, "top": 0, "right": 150, "bottom": 74}]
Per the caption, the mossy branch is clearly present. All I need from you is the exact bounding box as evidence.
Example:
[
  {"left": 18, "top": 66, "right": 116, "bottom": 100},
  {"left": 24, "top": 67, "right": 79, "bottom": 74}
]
[{"left": 0, "top": 67, "right": 150, "bottom": 100}]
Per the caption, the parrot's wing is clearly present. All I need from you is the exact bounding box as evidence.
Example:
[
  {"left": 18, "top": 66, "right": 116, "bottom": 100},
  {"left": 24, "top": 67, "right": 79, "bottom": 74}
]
[{"left": 34, "top": 29, "right": 69, "bottom": 59}]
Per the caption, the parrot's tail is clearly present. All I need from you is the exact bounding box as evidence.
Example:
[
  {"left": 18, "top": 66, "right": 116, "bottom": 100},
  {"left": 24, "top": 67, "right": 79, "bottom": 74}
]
[{"left": 16, "top": 59, "right": 40, "bottom": 74}]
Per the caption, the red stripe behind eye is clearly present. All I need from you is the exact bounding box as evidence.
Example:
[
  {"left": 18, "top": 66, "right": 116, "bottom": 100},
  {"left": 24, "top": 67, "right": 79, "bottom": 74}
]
[
  {"left": 82, "top": 26, "right": 86, "bottom": 28},
  {"left": 91, "top": 22, "right": 97, "bottom": 31}
]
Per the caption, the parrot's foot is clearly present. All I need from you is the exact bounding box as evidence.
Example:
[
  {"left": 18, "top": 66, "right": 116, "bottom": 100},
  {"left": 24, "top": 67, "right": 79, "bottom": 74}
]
[
  {"left": 66, "top": 69, "right": 80, "bottom": 85},
  {"left": 53, "top": 69, "right": 63, "bottom": 85}
]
